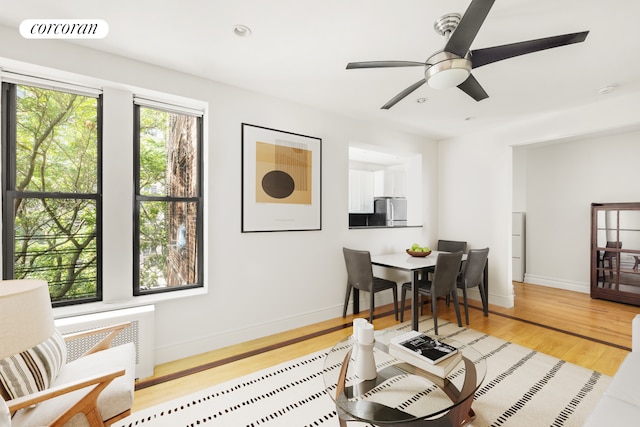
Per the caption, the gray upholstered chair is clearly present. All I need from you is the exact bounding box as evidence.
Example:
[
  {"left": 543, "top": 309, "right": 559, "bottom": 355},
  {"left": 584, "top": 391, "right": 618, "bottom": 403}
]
[
  {"left": 457, "top": 247, "right": 490, "bottom": 325},
  {"left": 437, "top": 240, "right": 467, "bottom": 253},
  {"left": 400, "top": 251, "right": 463, "bottom": 335},
  {"left": 343, "top": 247, "right": 399, "bottom": 322},
  {"left": 424, "top": 240, "right": 467, "bottom": 280}
]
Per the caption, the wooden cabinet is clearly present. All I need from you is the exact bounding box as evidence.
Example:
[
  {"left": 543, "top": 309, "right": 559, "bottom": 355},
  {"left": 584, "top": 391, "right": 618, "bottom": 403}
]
[{"left": 591, "top": 202, "right": 640, "bottom": 305}]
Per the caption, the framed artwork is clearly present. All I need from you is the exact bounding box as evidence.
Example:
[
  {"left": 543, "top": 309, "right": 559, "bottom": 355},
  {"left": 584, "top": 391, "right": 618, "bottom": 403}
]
[{"left": 241, "top": 123, "right": 322, "bottom": 232}]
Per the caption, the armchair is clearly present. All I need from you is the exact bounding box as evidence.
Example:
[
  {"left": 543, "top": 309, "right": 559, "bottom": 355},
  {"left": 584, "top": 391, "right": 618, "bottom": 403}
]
[{"left": 0, "top": 280, "right": 135, "bottom": 426}]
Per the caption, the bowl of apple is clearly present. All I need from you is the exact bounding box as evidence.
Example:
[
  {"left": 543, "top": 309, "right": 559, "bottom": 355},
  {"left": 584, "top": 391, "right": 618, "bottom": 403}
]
[{"left": 406, "top": 244, "right": 432, "bottom": 257}]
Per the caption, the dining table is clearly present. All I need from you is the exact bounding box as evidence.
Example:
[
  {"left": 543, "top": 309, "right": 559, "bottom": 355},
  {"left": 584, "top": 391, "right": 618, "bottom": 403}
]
[{"left": 371, "top": 250, "right": 487, "bottom": 331}]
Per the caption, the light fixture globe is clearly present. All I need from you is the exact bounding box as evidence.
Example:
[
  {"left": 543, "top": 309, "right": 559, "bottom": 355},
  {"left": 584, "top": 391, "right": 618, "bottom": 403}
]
[{"left": 425, "top": 51, "right": 471, "bottom": 89}]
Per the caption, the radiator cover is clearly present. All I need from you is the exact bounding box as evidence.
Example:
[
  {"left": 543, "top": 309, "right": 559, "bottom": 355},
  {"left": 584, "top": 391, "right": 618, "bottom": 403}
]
[{"left": 55, "top": 305, "right": 155, "bottom": 379}]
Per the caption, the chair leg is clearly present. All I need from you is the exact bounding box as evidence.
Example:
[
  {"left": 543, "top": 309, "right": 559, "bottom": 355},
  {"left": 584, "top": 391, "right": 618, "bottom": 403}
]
[
  {"left": 462, "top": 287, "right": 470, "bottom": 325},
  {"left": 432, "top": 296, "right": 439, "bottom": 336},
  {"left": 400, "top": 287, "right": 407, "bottom": 322},
  {"left": 478, "top": 283, "right": 488, "bottom": 317},
  {"left": 391, "top": 287, "right": 399, "bottom": 321},
  {"left": 369, "top": 291, "right": 375, "bottom": 323},
  {"left": 342, "top": 284, "right": 352, "bottom": 318},
  {"left": 451, "top": 290, "right": 462, "bottom": 327}
]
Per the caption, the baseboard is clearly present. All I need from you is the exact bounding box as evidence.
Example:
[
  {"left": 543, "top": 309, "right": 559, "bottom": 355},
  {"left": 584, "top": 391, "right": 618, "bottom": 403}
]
[
  {"left": 464, "top": 288, "right": 514, "bottom": 308},
  {"left": 155, "top": 286, "right": 518, "bottom": 365},
  {"left": 154, "top": 305, "right": 344, "bottom": 364},
  {"left": 524, "top": 273, "right": 590, "bottom": 294}
]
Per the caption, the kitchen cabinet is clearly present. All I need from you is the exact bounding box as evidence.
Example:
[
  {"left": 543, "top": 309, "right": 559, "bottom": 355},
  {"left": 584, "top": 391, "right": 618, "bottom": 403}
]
[
  {"left": 374, "top": 168, "right": 407, "bottom": 197},
  {"left": 591, "top": 202, "right": 640, "bottom": 306},
  {"left": 349, "top": 169, "right": 374, "bottom": 213}
]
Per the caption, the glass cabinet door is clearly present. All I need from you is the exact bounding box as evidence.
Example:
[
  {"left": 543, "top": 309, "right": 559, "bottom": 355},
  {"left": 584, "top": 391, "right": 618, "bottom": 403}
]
[{"left": 591, "top": 202, "right": 640, "bottom": 305}]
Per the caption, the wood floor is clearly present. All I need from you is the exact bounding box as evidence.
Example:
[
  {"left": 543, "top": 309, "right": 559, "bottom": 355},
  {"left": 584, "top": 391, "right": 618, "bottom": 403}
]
[{"left": 131, "top": 282, "right": 639, "bottom": 413}]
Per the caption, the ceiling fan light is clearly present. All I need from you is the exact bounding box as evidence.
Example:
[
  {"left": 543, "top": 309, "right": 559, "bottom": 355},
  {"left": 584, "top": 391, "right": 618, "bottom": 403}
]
[
  {"left": 428, "top": 68, "right": 470, "bottom": 89},
  {"left": 425, "top": 55, "right": 472, "bottom": 89}
]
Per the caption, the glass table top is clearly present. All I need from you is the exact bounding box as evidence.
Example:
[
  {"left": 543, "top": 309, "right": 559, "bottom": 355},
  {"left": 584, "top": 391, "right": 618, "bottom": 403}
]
[{"left": 322, "top": 329, "right": 487, "bottom": 424}]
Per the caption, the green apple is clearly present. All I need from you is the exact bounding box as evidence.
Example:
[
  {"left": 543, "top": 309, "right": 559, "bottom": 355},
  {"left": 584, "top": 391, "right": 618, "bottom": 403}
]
[
  {"left": 411, "top": 243, "right": 420, "bottom": 251},
  {"left": 422, "top": 246, "right": 430, "bottom": 252}
]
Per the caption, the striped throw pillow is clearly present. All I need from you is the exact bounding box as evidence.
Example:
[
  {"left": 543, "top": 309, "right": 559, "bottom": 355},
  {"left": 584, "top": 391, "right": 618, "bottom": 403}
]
[{"left": 0, "top": 329, "right": 67, "bottom": 400}]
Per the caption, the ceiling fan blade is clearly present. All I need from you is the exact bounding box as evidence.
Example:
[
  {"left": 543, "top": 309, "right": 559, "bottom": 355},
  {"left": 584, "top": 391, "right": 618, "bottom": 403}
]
[
  {"left": 381, "top": 79, "right": 427, "bottom": 109},
  {"left": 457, "top": 74, "right": 488, "bottom": 101},
  {"left": 470, "top": 31, "right": 589, "bottom": 69},
  {"left": 444, "top": 0, "right": 496, "bottom": 57},
  {"left": 347, "top": 61, "right": 425, "bottom": 69}
]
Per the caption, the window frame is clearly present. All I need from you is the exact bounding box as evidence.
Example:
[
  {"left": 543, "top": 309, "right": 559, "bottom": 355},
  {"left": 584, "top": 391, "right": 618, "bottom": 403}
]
[
  {"left": 1, "top": 81, "right": 104, "bottom": 307},
  {"left": 132, "top": 102, "right": 204, "bottom": 296}
]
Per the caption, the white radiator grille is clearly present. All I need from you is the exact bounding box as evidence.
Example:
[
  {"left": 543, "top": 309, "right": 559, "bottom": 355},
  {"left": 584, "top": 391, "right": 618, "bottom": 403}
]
[
  {"left": 64, "top": 320, "right": 141, "bottom": 364},
  {"left": 55, "top": 305, "right": 155, "bottom": 379}
]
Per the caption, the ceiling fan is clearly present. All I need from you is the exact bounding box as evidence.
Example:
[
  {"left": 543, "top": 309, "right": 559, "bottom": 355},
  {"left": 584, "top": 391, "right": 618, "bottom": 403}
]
[{"left": 346, "top": 0, "right": 589, "bottom": 109}]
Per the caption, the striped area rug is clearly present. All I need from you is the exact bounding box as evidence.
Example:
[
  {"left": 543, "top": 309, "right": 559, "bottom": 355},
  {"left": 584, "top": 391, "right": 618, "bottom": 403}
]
[{"left": 115, "top": 319, "right": 610, "bottom": 427}]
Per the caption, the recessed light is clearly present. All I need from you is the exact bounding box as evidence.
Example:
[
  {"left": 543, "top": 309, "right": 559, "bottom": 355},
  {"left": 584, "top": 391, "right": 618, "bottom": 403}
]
[
  {"left": 598, "top": 85, "right": 616, "bottom": 95},
  {"left": 233, "top": 25, "right": 252, "bottom": 37},
  {"left": 416, "top": 98, "right": 428, "bottom": 103}
]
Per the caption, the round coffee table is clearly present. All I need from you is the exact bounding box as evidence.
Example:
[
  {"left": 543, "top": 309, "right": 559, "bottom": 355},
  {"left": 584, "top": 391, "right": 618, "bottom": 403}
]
[{"left": 322, "top": 330, "right": 486, "bottom": 426}]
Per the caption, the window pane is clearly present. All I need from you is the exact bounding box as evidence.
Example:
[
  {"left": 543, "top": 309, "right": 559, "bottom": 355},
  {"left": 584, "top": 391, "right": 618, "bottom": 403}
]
[
  {"left": 139, "top": 107, "right": 199, "bottom": 197},
  {"left": 139, "top": 201, "right": 199, "bottom": 291},
  {"left": 15, "top": 85, "right": 98, "bottom": 193},
  {"left": 13, "top": 197, "right": 98, "bottom": 302},
  {"left": 5, "top": 83, "right": 101, "bottom": 306}
]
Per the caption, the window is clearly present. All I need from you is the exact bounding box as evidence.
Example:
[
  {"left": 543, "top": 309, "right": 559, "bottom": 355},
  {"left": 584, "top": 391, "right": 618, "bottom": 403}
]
[
  {"left": 1, "top": 82, "right": 101, "bottom": 306},
  {"left": 134, "top": 101, "right": 203, "bottom": 295}
]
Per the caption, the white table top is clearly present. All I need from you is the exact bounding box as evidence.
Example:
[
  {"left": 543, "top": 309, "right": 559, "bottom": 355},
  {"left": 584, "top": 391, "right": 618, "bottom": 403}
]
[{"left": 371, "top": 250, "right": 466, "bottom": 271}]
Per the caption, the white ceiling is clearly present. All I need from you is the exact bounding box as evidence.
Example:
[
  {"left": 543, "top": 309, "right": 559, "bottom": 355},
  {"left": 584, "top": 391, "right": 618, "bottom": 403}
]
[{"left": 0, "top": 0, "right": 638, "bottom": 140}]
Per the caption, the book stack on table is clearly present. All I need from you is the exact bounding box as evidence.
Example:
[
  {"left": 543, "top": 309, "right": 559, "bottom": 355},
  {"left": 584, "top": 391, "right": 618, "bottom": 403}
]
[{"left": 389, "top": 330, "right": 462, "bottom": 378}]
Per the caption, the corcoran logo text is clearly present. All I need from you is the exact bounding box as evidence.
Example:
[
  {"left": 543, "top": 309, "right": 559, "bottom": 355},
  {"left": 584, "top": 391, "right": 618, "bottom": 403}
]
[{"left": 20, "top": 19, "right": 109, "bottom": 39}]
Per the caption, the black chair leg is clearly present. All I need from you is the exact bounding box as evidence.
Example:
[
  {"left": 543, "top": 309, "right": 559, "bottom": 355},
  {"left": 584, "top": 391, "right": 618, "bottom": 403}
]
[
  {"left": 391, "top": 287, "right": 399, "bottom": 321},
  {"left": 432, "top": 296, "right": 439, "bottom": 336},
  {"left": 478, "top": 282, "right": 488, "bottom": 317},
  {"left": 451, "top": 291, "right": 462, "bottom": 327},
  {"left": 342, "top": 284, "right": 352, "bottom": 318},
  {"left": 400, "top": 287, "right": 407, "bottom": 322},
  {"left": 462, "top": 287, "right": 470, "bottom": 325},
  {"left": 369, "top": 292, "right": 375, "bottom": 323}
]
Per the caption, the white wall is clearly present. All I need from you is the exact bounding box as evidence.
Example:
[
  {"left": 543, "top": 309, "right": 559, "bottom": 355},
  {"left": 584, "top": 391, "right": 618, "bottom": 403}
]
[
  {"left": 438, "top": 135, "right": 515, "bottom": 307},
  {"left": 518, "top": 129, "right": 640, "bottom": 293},
  {"left": 0, "top": 24, "right": 438, "bottom": 364},
  {"left": 439, "top": 91, "right": 640, "bottom": 309}
]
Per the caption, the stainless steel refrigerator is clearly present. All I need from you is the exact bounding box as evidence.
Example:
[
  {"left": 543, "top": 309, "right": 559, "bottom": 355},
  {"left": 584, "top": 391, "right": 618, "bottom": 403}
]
[{"left": 373, "top": 197, "right": 407, "bottom": 226}]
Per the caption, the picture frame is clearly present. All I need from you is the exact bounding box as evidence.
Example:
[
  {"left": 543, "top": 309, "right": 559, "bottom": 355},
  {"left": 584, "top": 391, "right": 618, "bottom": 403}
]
[{"left": 241, "top": 123, "right": 322, "bottom": 232}]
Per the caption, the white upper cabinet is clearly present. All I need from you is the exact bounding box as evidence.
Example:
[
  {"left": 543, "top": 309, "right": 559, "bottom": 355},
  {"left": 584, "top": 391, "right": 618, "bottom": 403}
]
[
  {"left": 349, "top": 169, "right": 374, "bottom": 213},
  {"left": 374, "top": 167, "right": 407, "bottom": 197}
]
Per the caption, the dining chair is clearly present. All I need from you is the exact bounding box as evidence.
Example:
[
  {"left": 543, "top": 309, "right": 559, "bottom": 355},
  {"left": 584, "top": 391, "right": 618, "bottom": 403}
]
[
  {"left": 437, "top": 240, "right": 468, "bottom": 253},
  {"left": 424, "top": 240, "right": 467, "bottom": 281},
  {"left": 400, "top": 251, "right": 463, "bottom": 335},
  {"left": 342, "top": 247, "right": 399, "bottom": 322},
  {"left": 457, "top": 247, "right": 490, "bottom": 325},
  {"left": 600, "top": 241, "right": 622, "bottom": 285}
]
